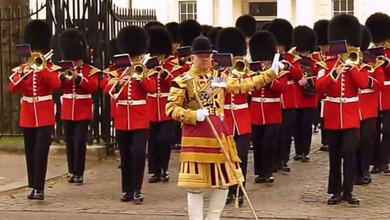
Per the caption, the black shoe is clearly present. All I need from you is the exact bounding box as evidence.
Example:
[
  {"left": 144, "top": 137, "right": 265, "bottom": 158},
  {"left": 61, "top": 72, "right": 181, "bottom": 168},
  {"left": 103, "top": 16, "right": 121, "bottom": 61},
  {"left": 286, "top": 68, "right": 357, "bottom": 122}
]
[
  {"left": 293, "top": 155, "right": 303, "bottom": 161},
  {"left": 133, "top": 191, "right": 143, "bottom": 204},
  {"left": 148, "top": 175, "right": 162, "bottom": 183},
  {"left": 265, "top": 176, "right": 274, "bottom": 184},
  {"left": 354, "top": 176, "right": 365, "bottom": 186},
  {"left": 362, "top": 172, "right": 372, "bottom": 185},
  {"left": 68, "top": 175, "right": 76, "bottom": 183},
  {"left": 313, "top": 126, "right": 319, "bottom": 133},
  {"left": 238, "top": 196, "right": 244, "bottom": 207},
  {"left": 73, "top": 175, "right": 84, "bottom": 185},
  {"left": 281, "top": 163, "right": 291, "bottom": 173},
  {"left": 327, "top": 194, "right": 342, "bottom": 205},
  {"left": 32, "top": 190, "right": 44, "bottom": 200},
  {"left": 254, "top": 175, "right": 266, "bottom": 183},
  {"left": 121, "top": 192, "right": 133, "bottom": 202},
  {"left": 371, "top": 167, "right": 382, "bottom": 174},
  {"left": 301, "top": 155, "right": 310, "bottom": 163},
  {"left": 226, "top": 194, "right": 235, "bottom": 205},
  {"left": 383, "top": 168, "right": 390, "bottom": 174},
  {"left": 162, "top": 172, "right": 170, "bottom": 182},
  {"left": 342, "top": 194, "right": 360, "bottom": 205},
  {"left": 319, "top": 145, "right": 328, "bottom": 152},
  {"left": 27, "top": 189, "right": 35, "bottom": 200}
]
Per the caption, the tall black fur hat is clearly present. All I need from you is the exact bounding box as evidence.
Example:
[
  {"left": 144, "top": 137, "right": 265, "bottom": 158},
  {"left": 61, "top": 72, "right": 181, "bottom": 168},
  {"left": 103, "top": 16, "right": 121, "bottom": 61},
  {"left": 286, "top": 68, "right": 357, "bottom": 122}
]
[
  {"left": 235, "top": 14, "right": 257, "bottom": 37},
  {"left": 108, "top": 38, "right": 120, "bottom": 60},
  {"left": 148, "top": 26, "right": 172, "bottom": 58},
  {"left": 313, "top": 19, "right": 329, "bottom": 46},
  {"left": 24, "top": 20, "right": 52, "bottom": 53},
  {"left": 268, "top": 18, "right": 293, "bottom": 48},
  {"left": 117, "top": 25, "right": 149, "bottom": 57},
  {"left": 178, "top": 19, "right": 202, "bottom": 46},
  {"left": 144, "top": 21, "right": 164, "bottom": 31},
  {"left": 249, "top": 31, "right": 277, "bottom": 61},
  {"left": 216, "top": 27, "right": 246, "bottom": 57},
  {"left": 328, "top": 14, "right": 362, "bottom": 47},
  {"left": 207, "top": 27, "right": 223, "bottom": 50},
  {"left": 59, "top": 29, "right": 88, "bottom": 60},
  {"left": 261, "top": 22, "right": 270, "bottom": 30},
  {"left": 361, "top": 25, "right": 372, "bottom": 52},
  {"left": 166, "top": 22, "right": 179, "bottom": 43},
  {"left": 202, "top": 25, "right": 213, "bottom": 37},
  {"left": 293, "top": 26, "right": 317, "bottom": 53},
  {"left": 365, "top": 13, "right": 390, "bottom": 44}
]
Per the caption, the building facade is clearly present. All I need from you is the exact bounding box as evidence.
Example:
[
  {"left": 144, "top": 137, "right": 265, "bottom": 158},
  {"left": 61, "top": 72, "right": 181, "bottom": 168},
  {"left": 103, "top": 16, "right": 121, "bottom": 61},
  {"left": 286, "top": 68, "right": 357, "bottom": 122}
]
[{"left": 131, "top": 0, "right": 390, "bottom": 28}]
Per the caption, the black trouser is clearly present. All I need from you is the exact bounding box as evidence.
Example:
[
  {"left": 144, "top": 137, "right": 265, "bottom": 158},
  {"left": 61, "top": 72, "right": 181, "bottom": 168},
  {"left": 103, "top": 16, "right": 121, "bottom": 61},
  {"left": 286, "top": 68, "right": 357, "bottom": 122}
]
[
  {"left": 63, "top": 120, "right": 90, "bottom": 176},
  {"left": 313, "top": 102, "right": 321, "bottom": 127},
  {"left": 278, "top": 108, "right": 296, "bottom": 164},
  {"left": 228, "top": 133, "right": 250, "bottom": 197},
  {"left": 320, "top": 118, "right": 328, "bottom": 145},
  {"left": 148, "top": 121, "right": 174, "bottom": 176},
  {"left": 294, "top": 108, "right": 315, "bottom": 156},
  {"left": 327, "top": 129, "right": 359, "bottom": 196},
  {"left": 356, "top": 118, "right": 376, "bottom": 177},
  {"left": 253, "top": 124, "right": 279, "bottom": 177},
  {"left": 373, "top": 110, "right": 390, "bottom": 170},
  {"left": 172, "top": 121, "right": 182, "bottom": 146},
  {"left": 23, "top": 126, "right": 52, "bottom": 191},
  {"left": 116, "top": 129, "right": 147, "bottom": 193}
]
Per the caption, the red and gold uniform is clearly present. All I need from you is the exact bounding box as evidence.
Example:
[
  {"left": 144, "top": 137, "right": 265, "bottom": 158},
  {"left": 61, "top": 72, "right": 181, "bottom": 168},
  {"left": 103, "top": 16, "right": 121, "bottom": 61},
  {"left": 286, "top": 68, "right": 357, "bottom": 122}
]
[{"left": 101, "top": 66, "right": 119, "bottom": 118}]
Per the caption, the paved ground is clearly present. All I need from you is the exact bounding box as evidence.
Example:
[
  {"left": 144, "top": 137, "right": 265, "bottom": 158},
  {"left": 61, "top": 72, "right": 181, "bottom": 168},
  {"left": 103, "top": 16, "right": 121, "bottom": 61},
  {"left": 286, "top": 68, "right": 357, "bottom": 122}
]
[{"left": 1, "top": 133, "right": 390, "bottom": 219}]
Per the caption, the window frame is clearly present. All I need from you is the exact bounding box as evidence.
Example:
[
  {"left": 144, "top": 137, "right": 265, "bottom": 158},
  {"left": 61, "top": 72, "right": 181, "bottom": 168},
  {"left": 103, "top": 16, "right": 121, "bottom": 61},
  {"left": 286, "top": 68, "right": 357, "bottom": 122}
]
[
  {"left": 178, "top": 1, "right": 197, "bottom": 22},
  {"left": 332, "top": 0, "right": 354, "bottom": 16}
]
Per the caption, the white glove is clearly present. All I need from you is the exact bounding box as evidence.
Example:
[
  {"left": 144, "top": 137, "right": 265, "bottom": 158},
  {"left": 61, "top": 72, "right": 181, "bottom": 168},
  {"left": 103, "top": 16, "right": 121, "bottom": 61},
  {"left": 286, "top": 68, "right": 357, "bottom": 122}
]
[
  {"left": 271, "top": 53, "right": 280, "bottom": 77},
  {"left": 196, "top": 108, "right": 209, "bottom": 122}
]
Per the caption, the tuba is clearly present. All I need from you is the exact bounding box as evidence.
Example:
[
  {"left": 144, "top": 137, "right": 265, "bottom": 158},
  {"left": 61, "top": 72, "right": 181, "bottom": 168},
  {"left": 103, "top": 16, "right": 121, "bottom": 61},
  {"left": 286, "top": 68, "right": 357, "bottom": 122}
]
[
  {"left": 9, "top": 50, "right": 54, "bottom": 85},
  {"left": 231, "top": 56, "right": 249, "bottom": 76}
]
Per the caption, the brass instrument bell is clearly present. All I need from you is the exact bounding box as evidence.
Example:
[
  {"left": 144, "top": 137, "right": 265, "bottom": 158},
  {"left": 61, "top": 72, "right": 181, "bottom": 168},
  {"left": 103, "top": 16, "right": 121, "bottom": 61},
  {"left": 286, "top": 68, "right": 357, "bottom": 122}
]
[
  {"left": 341, "top": 47, "right": 362, "bottom": 66},
  {"left": 231, "top": 56, "right": 249, "bottom": 76}
]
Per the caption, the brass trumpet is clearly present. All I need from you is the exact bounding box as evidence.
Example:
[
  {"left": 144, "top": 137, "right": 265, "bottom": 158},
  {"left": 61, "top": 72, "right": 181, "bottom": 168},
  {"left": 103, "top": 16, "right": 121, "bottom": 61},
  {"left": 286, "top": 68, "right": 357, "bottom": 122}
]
[
  {"left": 63, "top": 69, "right": 75, "bottom": 80},
  {"left": 341, "top": 47, "right": 362, "bottom": 67},
  {"left": 231, "top": 56, "right": 249, "bottom": 76},
  {"left": 127, "top": 54, "right": 150, "bottom": 81},
  {"left": 178, "top": 55, "right": 192, "bottom": 66},
  {"left": 9, "top": 50, "right": 54, "bottom": 85}
]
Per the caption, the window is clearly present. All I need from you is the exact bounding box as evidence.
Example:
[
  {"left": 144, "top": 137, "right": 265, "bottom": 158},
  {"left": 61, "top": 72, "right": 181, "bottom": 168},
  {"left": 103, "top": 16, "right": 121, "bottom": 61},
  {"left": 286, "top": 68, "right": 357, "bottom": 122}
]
[
  {"left": 333, "top": 0, "right": 354, "bottom": 16},
  {"left": 249, "top": 2, "right": 277, "bottom": 17},
  {"left": 179, "top": 1, "right": 197, "bottom": 22}
]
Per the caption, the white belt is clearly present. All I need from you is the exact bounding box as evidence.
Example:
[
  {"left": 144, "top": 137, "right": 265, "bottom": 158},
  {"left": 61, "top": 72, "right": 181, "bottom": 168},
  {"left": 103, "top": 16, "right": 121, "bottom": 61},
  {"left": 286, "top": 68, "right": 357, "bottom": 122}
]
[
  {"left": 148, "top": 92, "right": 169, "bottom": 98},
  {"left": 223, "top": 103, "right": 248, "bottom": 110},
  {"left": 287, "top": 80, "right": 294, "bottom": 85},
  {"left": 384, "top": 81, "right": 390, "bottom": 86},
  {"left": 62, "top": 94, "right": 92, "bottom": 99},
  {"left": 360, "top": 88, "right": 374, "bottom": 94},
  {"left": 117, "top": 100, "right": 146, "bottom": 106},
  {"left": 326, "top": 96, "right": 359, "bottom": 103},
  {"left": 21, "top": 95, "right": 52, "bottom": 103},
  {"left": 252, "top": 97, "right": 281, "bottom": 103}
]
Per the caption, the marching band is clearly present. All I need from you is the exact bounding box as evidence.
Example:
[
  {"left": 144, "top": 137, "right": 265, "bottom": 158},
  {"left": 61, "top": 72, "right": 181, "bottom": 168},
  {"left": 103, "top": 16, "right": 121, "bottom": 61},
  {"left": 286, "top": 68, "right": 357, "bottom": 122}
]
[{"left": 8, "top": 11, "right": 390, "bottom": 220}]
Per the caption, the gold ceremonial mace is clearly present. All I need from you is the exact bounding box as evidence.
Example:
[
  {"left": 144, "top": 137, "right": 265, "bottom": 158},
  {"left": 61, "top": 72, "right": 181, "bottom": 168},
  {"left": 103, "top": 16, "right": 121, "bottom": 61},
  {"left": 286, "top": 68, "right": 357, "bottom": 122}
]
[{"left": 193, "top": 92, "right": 259, "bottom": 220}]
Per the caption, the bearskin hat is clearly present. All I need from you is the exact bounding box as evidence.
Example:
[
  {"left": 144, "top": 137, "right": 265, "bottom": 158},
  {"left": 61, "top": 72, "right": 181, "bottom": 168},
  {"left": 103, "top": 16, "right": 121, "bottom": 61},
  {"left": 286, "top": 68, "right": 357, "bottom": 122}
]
[
  {"left": 216, "top": 27, "right": 246, "bottom": 57},
  {"left": 207, "top": 27, "right": 223, "bottom": 50},
  {"left": 268, "top": 18, "right": 293, "bottom": 48},
  {"left": 144, "top": 21, "right": 164, "bottom": 31},
  {"left": 293, "top": 26, "right": 317, "bottom": 53},
  {"left": 328, "top": 14, "right": 362, "bottom": 47},
  {"left": 148, "top": 26, "right": 172, "bottom": 58},
  {"left": 202, "top": 25, "right": 213, "bottom": 37},
  {"left": 361, "top": 25, "right": 372, "bottom": 52},
  {"left": 249, "top": 31, "right": 277, "bottom": 61},
  {"left": 178, "top": 19, "right": 202, "bottom": 46},
  {"left": 235, "top": 14, "right": 257, "bottom": 37},
  {"left": 365, "top": 13, "right": 390, "bottom": 44},
  {"left": 261, "top": 22, "right": 270, "bottom": 31},
  {"left": 313, "top": 19, "right": 329, "bottom": 46},
  {"left": 108, "top": 38, "right": 120, "bottom": 61},
  {"left": 166, "top": 22, "right": 179, "bottom": 43},
  {"left": 23, "top": 20, "right": 52, "bottom": 53},
  {"left": 117, "top": 26, "right": 149, "bottom": 57},
  {"left": 59, "top": 29, "right": 88, "bottom": 60}
]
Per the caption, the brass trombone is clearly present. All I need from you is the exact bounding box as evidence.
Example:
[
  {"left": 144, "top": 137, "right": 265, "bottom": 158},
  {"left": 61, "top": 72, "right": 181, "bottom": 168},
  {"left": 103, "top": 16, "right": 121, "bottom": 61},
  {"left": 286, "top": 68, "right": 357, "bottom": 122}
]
[
  {"left": 231, "top": 56, "right": 249, "bottom": 76},
  {"left": 9, "top": 50, "right": 54, "bottom": 85},
  {"left": 127, "top": 54, "right": 150, "bottom": 81},
  {"left": 340, "top": 47, "right": 362, "bottom": 67}
]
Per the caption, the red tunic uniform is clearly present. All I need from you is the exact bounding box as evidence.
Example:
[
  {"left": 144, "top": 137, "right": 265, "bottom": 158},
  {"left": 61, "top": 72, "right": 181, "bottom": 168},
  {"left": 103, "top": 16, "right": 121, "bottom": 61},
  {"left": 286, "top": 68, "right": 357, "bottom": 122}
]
[
  {"left": 147, "top": 57, "right": 182, "bottom": 122},
  {"left": 8, "top": 63, "right": 61, "bottom": 128},
  {"left": 379, "top": 47, "right": 390, "bottom": 111},
  {"left": 316, "top": 59, "right": 369, "bottom": 130},
  {"left": 101, "top": 66, "right": 120, "bottom": 118},
  {"left": 281, "top": 52, "right": 305, "bottom": 109},
  {"left": 104, "top": 69, "right": 156, "bottom": 131},
  {"left": 250, "top": 74, "right": 288, "bottom": 125},
  {"left": 60, "top": 65, "right": 99, "bottom": 121},
  {"left": 359, "top": 65, "right": 384, "bottom": 120}
]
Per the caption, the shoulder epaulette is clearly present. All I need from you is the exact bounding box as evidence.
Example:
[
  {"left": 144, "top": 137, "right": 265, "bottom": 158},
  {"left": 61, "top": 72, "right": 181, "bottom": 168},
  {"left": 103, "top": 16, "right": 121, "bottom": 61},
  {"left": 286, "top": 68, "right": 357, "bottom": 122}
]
[
  {"left": 50, "top": 64, "right": 62, "bottom": 72},
  {"left": 171, "top": 65, "right": 182, "bottom": 73},
  {"left": 285, "top": 48, "right": 301, "bottom": 63},
  {"left": 87, "top": 65, "right": 101, "bottom": 76},
  {"left": 314, "top": 60, "right": 328, "bottom": 70}
]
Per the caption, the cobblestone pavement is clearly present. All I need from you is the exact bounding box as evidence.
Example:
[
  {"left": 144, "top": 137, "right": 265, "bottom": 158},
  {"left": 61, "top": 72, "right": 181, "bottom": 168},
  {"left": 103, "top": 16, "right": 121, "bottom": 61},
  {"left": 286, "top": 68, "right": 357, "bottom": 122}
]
[{"left": 1, "top": 134, "right": 390, "bottom": 219}]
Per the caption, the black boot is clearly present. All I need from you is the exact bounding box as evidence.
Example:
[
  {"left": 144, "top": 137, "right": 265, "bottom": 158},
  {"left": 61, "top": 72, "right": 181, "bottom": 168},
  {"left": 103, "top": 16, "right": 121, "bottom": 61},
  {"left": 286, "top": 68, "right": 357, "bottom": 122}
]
[
  {"left": 293, "top": 155, "right": 303, "bottom": 161},
  {"left": 301, "top": 155, "right": 310, "bottom": 163},
  {"left": 73, "top": 175, "right": 84, "bottom": 185},
  {"left": 148, "top": 174, "right": 161, "bottom": 183},
  {"left": 354, "top": 176, "right": 365, "bottom": 186},
  {"left": 27, "top": 189, "right": 35, "bottom": 200},
  {"left": 320, "top": 145, "right": 329, "bottom": 152},
  {"left": 68, "top": 175, "right": 76, "bottom": 183},
  {"left": 226, "top": 193, "right": 235, "bottom": 205},
  {"left": 327, "top": 194, "right": 342, "bottom": 205},
  {"left": 281, "top": 162, "right": 291, "bottom": 173},
  {"left": 133, "top": 191, "right": 144, "bottom": 204},
  {"left": 342, "top": 194, "right": 360, "bottom": 205},
  {"left": 162, "top": 171, "right": 170, "bottom": 182},
  {"left": 121, "top": 192, "right": 133, "bottom": 202},
  {"left": 254, "top": 175, "right": 266, "bottom": 183},
  {"left": 32, "top": 190, "right": 44, "bottom": 200},
  {"left": 265, "top": 175, "right": 274, "bottom": 184},
  {"left": 370, "top": 167, "right": 382, "bottom": 174},
  {"left": 362, "top": 172, "right": 372, "bottom": 185},
  {"left": 238, "top": 196, "right": 244, "bottom": 207}
]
